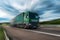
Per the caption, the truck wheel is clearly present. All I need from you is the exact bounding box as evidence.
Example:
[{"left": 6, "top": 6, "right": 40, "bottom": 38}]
[
  {"left": 24, "top": 26, "right": 27, "bottom": 29},
  {"left": 24, "top": 25, "right": 29, "bottom": 29}
]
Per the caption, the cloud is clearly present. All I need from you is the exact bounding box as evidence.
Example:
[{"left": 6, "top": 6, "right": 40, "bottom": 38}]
[
  {"left": 1, "top": 4, "right": 20, "bottom": 15},
  {"left": 0, "top": 0, "right": 60, "bottom": 22},
  {"left": 8, "top": 0, "right": 39, "bottom": 11},
  {"left": 40, "top": 10, "right": 60, "bottom": 22},
  {"left": 0, "top": 17, "right": 9, "bottom": 23},
  {"left": 0, "top": 9, "right": 14, "bottom": 21},
  {"left": 0, "top": 20, "right": 9, "bottom": 23}
]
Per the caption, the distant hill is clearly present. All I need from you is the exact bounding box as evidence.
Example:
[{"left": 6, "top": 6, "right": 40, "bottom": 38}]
[{"left": 40, "top": 19, "right": 60, "bottom": 24}]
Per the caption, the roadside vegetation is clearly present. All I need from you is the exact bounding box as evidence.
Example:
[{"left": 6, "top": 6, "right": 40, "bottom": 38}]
[
  {"left": 2, "top": 23, "right": 10, "bottom": 27},
  {"left": 40, "top": 19, "right": 60, "bottom": 24},
  {"left": 0, "top": 26, "right": 5, "bottom": 40}
]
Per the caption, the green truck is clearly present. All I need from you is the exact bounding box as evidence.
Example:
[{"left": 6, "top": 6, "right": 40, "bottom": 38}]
[{"left": 11, "top": 11, "right": 39, "bottom": 29}]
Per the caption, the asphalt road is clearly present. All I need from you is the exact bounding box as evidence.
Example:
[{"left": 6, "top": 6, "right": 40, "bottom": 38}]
[
  {"left": 36, "top": 27, "right": 60, "bottom": 35},
  {"left": 3, "top": 26, "right": 60, "bottom": 40},
  {"left": 37, "top": 25, "right": 60, "bottom": 34}
]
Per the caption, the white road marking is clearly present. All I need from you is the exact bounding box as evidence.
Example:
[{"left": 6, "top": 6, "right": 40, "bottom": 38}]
[
  {"left": 26, "top": 30, "right": 60, "bottom": 37},
  {"left": 4, "top": 31, "right": 9, "bottom": 40}
]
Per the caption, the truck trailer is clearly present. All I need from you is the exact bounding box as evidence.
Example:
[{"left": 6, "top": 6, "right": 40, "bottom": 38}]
[{"left": 11, "top": 11, "right": 39, "bottom": 29}]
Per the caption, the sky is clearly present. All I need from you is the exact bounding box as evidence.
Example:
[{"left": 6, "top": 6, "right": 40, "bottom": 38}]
[{"left": 0, "top": 0, "right": 60, "bottom": 22}]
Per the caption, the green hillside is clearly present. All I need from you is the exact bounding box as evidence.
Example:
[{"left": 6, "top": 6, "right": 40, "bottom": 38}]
[{"left": 40, "top": 19, "right": 60, "bottom": 24}]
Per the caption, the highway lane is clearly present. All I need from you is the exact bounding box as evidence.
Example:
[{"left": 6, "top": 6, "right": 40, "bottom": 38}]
[
  {"left": 3, "top": 26, "right": 60, "bottom": 40},
  {"left": 36, "top": 25, "right": 60, "bottom": 34},
  {"left": 36, "top": 28, "right": 60, "bottom": 35}
]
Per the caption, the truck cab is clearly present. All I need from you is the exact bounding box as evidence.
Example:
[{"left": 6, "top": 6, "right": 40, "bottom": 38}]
[{"left": 24, "top": 11, "right": 39, "bottom": 29}]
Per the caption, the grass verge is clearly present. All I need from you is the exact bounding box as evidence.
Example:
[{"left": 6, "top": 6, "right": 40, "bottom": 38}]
[{"left": 0, "top": 27, "right": 5, "bottom": 40}]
